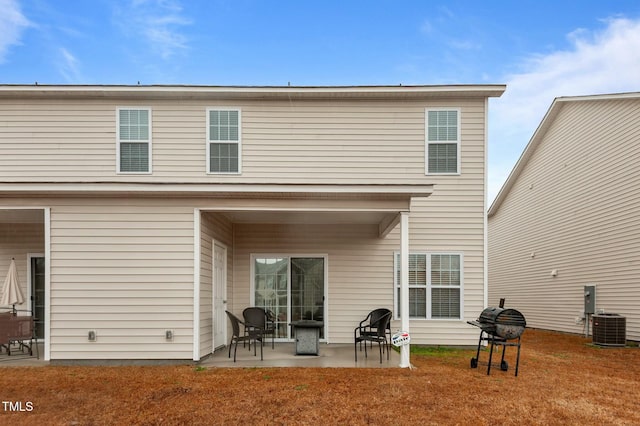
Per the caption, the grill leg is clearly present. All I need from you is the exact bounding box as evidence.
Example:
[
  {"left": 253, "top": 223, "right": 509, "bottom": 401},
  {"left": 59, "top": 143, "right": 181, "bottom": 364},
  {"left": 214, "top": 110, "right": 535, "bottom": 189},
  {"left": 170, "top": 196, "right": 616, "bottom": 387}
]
[
  {"left": 470, "top": 330, "right": 484, "bottom": 368},
  {"left": 487, "top": 337, "right": 495, "bottom": 375},
  {"left": 515, "top": 336, "right": 522, "bottom": 377},
  {"left": 500, "top": 344, "right": 508, "bottom": 371}
]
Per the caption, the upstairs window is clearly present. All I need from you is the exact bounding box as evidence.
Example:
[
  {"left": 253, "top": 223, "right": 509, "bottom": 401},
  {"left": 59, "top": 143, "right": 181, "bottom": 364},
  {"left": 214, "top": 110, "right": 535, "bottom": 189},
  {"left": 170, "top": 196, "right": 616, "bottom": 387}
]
[
  {"left": 426, "top": 109, "right": 460, "bottom": 174},
  {"left": 117, "top": 108, "right": 151, "bottom": 173},
  {"left": 207, "top": 108, "right": 241, "bottom": 174}
]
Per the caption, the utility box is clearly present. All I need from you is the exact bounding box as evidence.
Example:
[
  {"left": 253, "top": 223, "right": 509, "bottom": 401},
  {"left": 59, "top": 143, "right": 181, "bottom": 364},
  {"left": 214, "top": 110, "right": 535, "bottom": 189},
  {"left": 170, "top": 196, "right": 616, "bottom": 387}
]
[{"left": 584, "top": 285, "right": 596, "bottom": 315}]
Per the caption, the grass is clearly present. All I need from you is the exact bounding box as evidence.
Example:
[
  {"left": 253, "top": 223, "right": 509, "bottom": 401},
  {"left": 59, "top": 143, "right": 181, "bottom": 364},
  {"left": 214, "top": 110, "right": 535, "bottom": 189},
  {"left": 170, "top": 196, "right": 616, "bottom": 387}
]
[
  {"left": 410, "top": 345, "right": 471, "bottom": 357},
  {"left": 0, "top": 329, "right": 639, "bottom": 425}
]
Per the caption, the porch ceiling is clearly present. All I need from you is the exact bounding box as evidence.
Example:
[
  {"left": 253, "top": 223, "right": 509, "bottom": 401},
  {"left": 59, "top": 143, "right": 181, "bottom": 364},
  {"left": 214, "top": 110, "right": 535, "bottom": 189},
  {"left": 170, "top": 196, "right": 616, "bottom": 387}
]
[{"left": 217, "top": 210, "right": 391, "bottom": 225}]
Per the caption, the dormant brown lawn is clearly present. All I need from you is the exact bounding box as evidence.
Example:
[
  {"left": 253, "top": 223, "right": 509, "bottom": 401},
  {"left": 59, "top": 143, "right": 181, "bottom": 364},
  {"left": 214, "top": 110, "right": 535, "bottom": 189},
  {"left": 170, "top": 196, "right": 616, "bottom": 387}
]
[{"left": 1, "top": 329, "right": 639, "bottom": 425}]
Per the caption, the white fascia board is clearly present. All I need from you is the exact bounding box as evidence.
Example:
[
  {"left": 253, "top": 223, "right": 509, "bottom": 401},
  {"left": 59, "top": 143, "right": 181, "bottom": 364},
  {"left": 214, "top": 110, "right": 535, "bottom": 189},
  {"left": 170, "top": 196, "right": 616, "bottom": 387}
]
[
  {"left": 0, "top": 183, "right": 433, "bottom": 197},
  {"left": 0, "top": 84, "right": 507, "bottom": 100}
]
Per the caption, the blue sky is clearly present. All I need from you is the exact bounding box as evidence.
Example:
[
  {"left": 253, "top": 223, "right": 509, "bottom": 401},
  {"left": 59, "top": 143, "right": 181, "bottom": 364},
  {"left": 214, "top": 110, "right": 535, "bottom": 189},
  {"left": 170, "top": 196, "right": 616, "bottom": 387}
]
[{"left": 2, "top": 0, "right": 640, "bottom": 202}]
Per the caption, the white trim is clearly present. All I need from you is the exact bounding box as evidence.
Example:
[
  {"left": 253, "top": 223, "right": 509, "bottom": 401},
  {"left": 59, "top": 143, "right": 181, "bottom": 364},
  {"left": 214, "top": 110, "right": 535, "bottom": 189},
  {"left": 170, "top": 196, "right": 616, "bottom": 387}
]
[
  {"left": 0, "top": 84, "right": 508, "bottom": 99},
  {"left": 0, "top": 183, "right": 433, "bottom": 197},
  {"left": 394, "top": 251, "right": 464, "bottom": 321},
  {"left": 399, "top": 212, "right": 410, "bottom": 368},
  {"left": 44, "top": 207, "right": 51, "bottom": 361},
  {"left": 425, "top": 107, "right": 462, "bottom": 176},
  {"left": 116, "top": 107, "right": 153, "bottom": 175},
  {"left": 193, "top": 209, "right": 201, "bottom": 361},
  {"left": 212, "top": 239, "right": 228, "bottom": 351},
  {"left": 483, "top": 97, "right": 489, "bottom": 309},
  {"left": 250, "top": 253, "right": 329, "bottom": 342},
  {"left": 206, "top": 107, "right": 242, "bottom": 175}
]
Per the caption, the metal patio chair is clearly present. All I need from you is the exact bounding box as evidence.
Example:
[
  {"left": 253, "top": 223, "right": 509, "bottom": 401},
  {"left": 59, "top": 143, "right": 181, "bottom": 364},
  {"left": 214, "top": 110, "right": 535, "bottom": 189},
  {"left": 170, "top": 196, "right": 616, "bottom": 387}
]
[
  {"left": 354, "top": 310, "right": 392, "bottom": 363},
  {"left": 226, "top": 310, "right": 262, "bottom": 362},
  {"left": 358, "top": 308, "right": 392, "bottom": 351},
  {"left": 243, "top": 307, "right": 273, "bottom": 350}
]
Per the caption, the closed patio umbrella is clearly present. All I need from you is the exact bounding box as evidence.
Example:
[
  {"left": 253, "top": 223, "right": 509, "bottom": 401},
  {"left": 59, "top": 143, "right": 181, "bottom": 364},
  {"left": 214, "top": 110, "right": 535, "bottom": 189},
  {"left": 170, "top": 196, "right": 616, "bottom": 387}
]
[{"left": 1, "top": 258, "right": 25, "bottom": 314}]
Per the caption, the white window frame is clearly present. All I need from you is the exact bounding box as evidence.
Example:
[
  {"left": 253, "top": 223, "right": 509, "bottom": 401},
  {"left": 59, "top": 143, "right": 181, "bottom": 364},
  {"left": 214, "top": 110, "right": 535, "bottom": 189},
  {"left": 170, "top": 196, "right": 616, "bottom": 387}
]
[
  {"left": 425, "top": 108, "right": 461, "bottom": 175},
  {"left": 393, "top": 251, "right": 464, "bottom": 320},
  {"left": 206, "top": 107, "right": 242, "bottom": 175},
  {"left": 116, "top": 107, "right": 152, "bottom": 174}
]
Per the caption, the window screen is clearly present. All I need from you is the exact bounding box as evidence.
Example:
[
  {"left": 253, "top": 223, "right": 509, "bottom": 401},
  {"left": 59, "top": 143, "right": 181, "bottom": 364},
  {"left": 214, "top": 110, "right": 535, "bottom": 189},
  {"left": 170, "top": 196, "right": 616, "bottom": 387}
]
[
  {"left": 426, "top": 109, "right": 459, "bottom": 174},
  {"left": 118, "top": 108, "right": 150, "bottom": 173},
  {"left": 209, "top": 109, "right": 240, "bottom": 173}
]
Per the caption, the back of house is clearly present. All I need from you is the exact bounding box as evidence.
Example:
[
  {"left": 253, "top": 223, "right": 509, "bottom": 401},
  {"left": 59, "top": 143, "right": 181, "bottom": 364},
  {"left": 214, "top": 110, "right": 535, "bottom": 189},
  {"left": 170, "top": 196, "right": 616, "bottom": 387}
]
[{"left": 0, "top": 84, "right": 504, "bottom": 361}]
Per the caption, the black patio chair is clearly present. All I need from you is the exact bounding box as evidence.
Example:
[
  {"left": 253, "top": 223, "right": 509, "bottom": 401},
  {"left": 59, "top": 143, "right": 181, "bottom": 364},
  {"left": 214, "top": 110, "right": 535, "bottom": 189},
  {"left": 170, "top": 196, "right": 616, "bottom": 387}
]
[
  {"left": 225, "top": 310, "right": 262, "bottom": 362},
  {"left": 358, "top": 308, "right": 392, "bottom": 352},
  {"left": 242, "top": 307, "right": 269, "bottom": 352},
  {"left": 354, "top": 310, "right": 392, "bottom": 363},
  {"left": 263, "top": 309, "right": 277, "bottom": 349}
]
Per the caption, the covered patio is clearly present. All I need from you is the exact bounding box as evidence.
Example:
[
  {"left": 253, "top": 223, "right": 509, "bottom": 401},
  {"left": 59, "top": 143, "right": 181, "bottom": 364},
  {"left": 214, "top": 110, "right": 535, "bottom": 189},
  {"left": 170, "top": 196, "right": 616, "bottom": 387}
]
[{"left": 195, "top": 183, "right": 433, "bottom": 368}]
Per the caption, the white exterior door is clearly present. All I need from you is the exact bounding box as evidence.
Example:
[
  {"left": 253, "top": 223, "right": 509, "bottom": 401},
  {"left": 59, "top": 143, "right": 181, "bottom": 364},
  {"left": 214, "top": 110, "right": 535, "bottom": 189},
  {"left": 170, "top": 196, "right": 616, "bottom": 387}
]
[{"left": 212, "top": 241, "right": 227, "bottom": 350}]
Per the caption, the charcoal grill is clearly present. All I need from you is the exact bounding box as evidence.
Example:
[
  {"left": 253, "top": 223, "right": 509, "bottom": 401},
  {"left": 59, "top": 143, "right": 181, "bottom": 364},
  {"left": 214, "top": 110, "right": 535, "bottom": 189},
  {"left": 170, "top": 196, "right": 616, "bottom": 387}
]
[{"left": 467, "top": 304, "right": 526, "bottom": 376}]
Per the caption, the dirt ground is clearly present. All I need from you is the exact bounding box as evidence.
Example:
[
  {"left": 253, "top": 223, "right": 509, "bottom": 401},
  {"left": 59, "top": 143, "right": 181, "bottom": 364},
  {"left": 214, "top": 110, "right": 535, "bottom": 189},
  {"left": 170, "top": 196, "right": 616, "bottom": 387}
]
[{"left": 1, "top": 328, "right": 639, "bottom": 425}]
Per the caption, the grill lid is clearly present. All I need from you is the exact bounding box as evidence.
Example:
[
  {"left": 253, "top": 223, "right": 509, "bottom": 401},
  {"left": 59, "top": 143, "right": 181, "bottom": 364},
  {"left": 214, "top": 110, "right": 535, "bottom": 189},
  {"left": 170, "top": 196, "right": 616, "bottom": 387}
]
[
  {"left": 473, "top": 307, "right": 527, "bottom": 339},
  {"left": 479, "top": 307, "right": 526, "bottom": 327}
]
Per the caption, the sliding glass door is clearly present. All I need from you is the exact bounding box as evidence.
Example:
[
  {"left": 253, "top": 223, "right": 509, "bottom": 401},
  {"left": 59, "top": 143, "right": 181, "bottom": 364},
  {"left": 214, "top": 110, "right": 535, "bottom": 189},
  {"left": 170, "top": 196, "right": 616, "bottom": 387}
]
[{"left": 253, "top": 256, "right": 325, "bottom": 339}]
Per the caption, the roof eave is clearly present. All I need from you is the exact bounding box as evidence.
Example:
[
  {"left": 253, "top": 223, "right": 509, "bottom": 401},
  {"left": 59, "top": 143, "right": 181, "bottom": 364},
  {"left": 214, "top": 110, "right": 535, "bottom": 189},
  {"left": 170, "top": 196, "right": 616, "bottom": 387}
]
[{"left": 0, "top": 84, "right": 506, "bottom": 100}]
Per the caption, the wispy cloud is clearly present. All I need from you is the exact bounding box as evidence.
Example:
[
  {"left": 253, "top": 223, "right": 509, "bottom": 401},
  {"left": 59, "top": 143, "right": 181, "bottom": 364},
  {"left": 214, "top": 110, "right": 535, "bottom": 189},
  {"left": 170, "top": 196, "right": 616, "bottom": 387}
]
[
  {"left": 119, "top": 0, "right": 191, "bottom": 60},
  {"left": 489, "top": 17, "right": 640, "bottom": 202},
  {"left": 57, "top": 47, "right": 82, "bottom": 83},
  {"left": 0, "top": 0, "right": 32, "bottom": 63}
]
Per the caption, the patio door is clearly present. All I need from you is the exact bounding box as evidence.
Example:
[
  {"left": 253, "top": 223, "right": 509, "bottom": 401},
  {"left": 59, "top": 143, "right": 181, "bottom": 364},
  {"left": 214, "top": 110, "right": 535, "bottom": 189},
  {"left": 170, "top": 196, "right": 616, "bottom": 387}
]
[
  {"left": 253, "top": 256, "right": 326, "bottom": 340},
  {"left": 29, "top": 255, "right": 45, "bottom": 340},
  {"left": 212, "top": 241, "right": 227, "bottom": 350}
]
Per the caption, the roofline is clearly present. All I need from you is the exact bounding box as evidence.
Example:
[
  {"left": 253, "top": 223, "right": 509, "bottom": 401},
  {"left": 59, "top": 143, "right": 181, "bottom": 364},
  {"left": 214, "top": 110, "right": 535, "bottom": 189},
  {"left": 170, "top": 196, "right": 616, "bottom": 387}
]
[
  {"left": 0, "top": 182, "right": 434, "bottom": 199},
  {"left": 488, "top": 91, "right": 640, "bottom": 217},
  {"left": 0, "top": 84, "right": 506, "bottom": 100}
]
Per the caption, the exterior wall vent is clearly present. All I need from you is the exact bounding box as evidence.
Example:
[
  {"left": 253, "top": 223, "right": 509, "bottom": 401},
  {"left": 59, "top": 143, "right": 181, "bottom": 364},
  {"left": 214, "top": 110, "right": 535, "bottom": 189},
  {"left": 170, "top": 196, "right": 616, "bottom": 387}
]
[{"left": 592, "top": 314, "right": 626, "bottom": 347}]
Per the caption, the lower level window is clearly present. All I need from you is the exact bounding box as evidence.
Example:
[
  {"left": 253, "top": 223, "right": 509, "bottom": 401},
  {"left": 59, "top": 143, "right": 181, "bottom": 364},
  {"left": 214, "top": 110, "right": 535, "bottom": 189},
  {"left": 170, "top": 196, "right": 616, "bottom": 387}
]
[{"left": 394, "top": 253, "right": 462, "bottom": 319}]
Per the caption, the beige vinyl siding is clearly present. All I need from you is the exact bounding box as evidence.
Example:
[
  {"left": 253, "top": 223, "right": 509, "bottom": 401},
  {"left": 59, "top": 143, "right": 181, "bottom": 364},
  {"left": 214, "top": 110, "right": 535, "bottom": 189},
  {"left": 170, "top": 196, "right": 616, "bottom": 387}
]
[
  {"left": 227, "top": 97, "right": 487, "bottom": 346},
  {"left": 2, "top": 98, "right": 479, "bottom": 185},
  {"left": 489, "top": 98, "right": 640, "bottom": 341},
  {"left": 0, "top": 90, "right": 493, "bottom": 350},
  {"left": 48, "top": 199, "right": 194, "bottom": 359},
  {"left": 231, "top": 223, "right": 396, "bottom": 343},
  {"left": 403, "top": 102, "right": 487, "bottom": 345},
  {"left": 199, "top": 212, "right": 233, "bottom": 358},
  {"left": 0, "top": 221, "right": 45, "bottom": 310}
]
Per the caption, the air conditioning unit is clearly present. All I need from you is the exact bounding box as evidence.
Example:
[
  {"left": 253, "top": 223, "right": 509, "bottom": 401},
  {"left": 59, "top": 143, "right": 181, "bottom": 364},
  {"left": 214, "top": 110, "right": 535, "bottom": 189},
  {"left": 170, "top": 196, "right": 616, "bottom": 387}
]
[{"left": 592, "top": 313, "right": 626, "bottom": 347}]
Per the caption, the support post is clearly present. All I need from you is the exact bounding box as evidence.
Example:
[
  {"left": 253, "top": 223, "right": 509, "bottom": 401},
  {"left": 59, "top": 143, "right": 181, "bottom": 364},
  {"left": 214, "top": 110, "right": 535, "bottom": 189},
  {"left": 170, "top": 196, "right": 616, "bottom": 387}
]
[{"left": 399, "top": 211, "right": 411, "bottom": 368}]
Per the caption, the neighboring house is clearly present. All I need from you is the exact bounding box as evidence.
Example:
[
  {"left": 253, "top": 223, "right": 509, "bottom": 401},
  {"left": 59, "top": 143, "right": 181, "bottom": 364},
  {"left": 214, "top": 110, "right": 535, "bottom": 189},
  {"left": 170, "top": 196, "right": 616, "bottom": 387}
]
[
  {"left": 488, "top": 92, "right": 640, "bottom": 342},
  {"left": 0, "top": 84, "right": 505, "bottom": 361}
]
